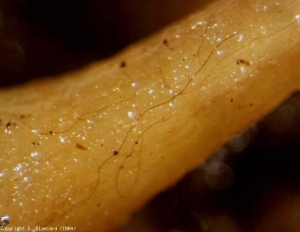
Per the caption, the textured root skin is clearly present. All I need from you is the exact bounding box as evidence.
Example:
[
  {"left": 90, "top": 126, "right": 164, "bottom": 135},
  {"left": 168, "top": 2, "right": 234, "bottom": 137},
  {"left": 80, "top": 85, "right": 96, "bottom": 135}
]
[{"left": 0, "top": 0, "right": 300, "bottom": 231}]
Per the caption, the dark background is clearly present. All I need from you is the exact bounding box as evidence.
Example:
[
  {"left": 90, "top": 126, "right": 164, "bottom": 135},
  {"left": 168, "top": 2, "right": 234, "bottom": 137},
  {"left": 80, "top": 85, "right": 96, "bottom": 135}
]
[{"left": 0, "top": 0, "right": 209, "bottom": 86}]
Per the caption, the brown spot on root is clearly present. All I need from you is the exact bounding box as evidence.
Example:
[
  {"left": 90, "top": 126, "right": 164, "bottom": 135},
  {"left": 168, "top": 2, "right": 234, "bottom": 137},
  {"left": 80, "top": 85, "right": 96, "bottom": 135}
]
[
  {"left": 120, "top": 61, "right": 126, "bottom": 68},
  {"left": 32, "top": 142, "right": 41, "bottom": 146},
  {"left": 163, "top": 39, "right": 169, "bottom": 47},
  {"left": 113, "top": 150, "right": 119, "bottom": 155},
  {"left": 19, "top": 114, "right": 31, "bottom": 119},
  {"left": 75, "top": 143, "right": 88, "bottom": 151},
  {"left": 163, "top": 39, "right": 174, "bottom": 50},
  {"left": 236, "top": 58, "right": 250, "bottom": 66},
  {"left": 5, "top": 121, "right": 17, "bottom": 128}
]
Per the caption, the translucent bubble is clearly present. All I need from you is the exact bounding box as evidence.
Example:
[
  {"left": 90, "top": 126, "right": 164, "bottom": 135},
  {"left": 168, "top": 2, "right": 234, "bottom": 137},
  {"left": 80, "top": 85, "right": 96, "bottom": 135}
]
[
  {"left": 263, "top": 103, "right": 296, "bottom": 133},
  {"left": 227, "top": 125, "right": 257, "bottom": 153},
  {"left": 207, "top": 147, "right": 228, "bottom": 164},
  {"left": 228, "top": 133, "right": 250, "bottom": 152},
  {"left": 204, "top": 163, "right": 234, "bottom": 190}
]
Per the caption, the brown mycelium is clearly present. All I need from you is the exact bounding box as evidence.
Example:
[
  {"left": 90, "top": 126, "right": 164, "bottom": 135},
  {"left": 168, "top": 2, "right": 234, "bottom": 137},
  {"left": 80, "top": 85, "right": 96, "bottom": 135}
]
[
  {"left": 0, "top": 0, "right": 300, "bottom": 231},
  {"left": 119, "top": 93, "right": 300, "bottom": 232}
]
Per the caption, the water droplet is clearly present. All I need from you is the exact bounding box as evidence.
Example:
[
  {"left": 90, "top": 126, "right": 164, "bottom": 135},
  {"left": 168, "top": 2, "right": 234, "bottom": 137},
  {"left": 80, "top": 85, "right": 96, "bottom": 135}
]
[
  {"left": 13, "top": 164, "right": 22, "bottom": 172},
  {"left": 149, "top": 89, "right": 155, "bottom": 95},
  {"left": 127, "top": 111, "right": 135, "bottom": 119},
  {"left": 185, "top": 65, "right": 190, "bottom": 70},
  {"left": 240, "top": 66, "right": 247, "bottom": 74},
  {"left": 217, "top": 50, "right": 224, "bottom": 56},
  {"left": 191, "top": 21, "right": 205, "bottom": 30},
  {"left": 237, "top": 34, "right": 245, "bottom": 42},
  {"left": 216, "top": 37, "right": 222, "bottom": 43},
  {"left": 132, "top": 82, "right": 138, "bottom": 88},
  {"left": 30, "top": 151, "right": 39, "bottom": 158},
  {"left": 31, "top": 129, "right": 39, "bottom": 134},
  {"left": 87, "top": 119, "right": 94, "bottom": 124},
  {"left": 113, "top": 87, "right": 120, "bottom": 92}
]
